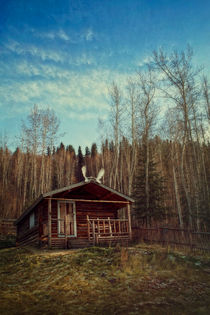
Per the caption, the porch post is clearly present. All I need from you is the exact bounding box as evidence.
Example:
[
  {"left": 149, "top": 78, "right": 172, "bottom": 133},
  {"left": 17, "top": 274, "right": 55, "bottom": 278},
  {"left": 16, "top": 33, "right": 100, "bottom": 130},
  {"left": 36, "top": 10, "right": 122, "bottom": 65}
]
[
  {"left": 87, "top": 215, "right": 90, "bottom": 241},
  {"left": 108, "top": 217, "right": 112, "bottom": 236},
  {"left": 127, "top": 203, "right": 132, "bottom": 240},
  {"left": 64, "top": 215, "right": 67, "bottom": 249},
  {"left": 48, "top": 198, "right": 52, "bottom": 248},
  {"left": 92, "top": 220, "right": 96, "bottom": 245}
]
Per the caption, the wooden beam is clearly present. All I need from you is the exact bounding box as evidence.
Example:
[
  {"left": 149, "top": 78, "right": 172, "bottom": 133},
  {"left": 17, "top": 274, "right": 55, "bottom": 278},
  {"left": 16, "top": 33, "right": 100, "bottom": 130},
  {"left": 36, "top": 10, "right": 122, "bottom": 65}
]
[
  {"left": 45, "top": 197, "right": 129, "bottom": 204},
  {"left": 127, "top": 203, "right": 132, "bottom": 240},
  {"left": 92, "top": 220, "right": 96, "bottom": 245},
  {"left": 48, "top": 198, "right": 52, "bottom": 249},
  {"left": 108, "top": 217, "right": 112, "bottom": 237},
  {"left": 97, "top": 218, "right": 100, "bottom": 236},
  {"left": 64, "top": 214, "right": 67, "bottom": 249},
  {"left": 87, "top": 215, "right": 90, "bottom": 241}
]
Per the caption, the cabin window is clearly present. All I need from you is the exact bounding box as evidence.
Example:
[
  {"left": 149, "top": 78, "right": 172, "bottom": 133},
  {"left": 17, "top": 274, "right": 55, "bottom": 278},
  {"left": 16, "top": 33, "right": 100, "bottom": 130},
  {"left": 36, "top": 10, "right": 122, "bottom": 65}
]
[
  {"left": 29, "top": 212, "right": 35, "bottom": 229},
  {"left": 58, "top": 201, "right": 77, "bottom": 237}
]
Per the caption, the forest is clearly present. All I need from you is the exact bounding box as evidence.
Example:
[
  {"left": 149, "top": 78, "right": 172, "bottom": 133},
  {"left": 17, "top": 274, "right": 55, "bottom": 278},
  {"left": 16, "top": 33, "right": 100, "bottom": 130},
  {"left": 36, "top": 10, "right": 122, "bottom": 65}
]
[{"left": 0, "top": 47, "right": 209, "bottom": 231}]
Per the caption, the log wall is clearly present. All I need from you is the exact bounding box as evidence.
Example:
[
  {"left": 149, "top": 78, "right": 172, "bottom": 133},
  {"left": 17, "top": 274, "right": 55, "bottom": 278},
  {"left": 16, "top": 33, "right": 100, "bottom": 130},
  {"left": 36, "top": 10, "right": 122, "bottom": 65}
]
[
  {"left": 17, "top": 226, "right": 39, "bottom": 247},
  {"left": 17, "top": 203, "right": 41, "bottom": 246},
  {"left": 17, "top": 206, "right": 39, "bottom": 238}
]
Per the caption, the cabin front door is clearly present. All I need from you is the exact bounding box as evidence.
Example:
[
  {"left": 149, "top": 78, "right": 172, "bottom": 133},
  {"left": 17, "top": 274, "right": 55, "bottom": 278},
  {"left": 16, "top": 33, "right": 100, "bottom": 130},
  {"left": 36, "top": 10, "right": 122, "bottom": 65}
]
[{"left": 57, "top": 201, "right": 77, "bottom": 237}]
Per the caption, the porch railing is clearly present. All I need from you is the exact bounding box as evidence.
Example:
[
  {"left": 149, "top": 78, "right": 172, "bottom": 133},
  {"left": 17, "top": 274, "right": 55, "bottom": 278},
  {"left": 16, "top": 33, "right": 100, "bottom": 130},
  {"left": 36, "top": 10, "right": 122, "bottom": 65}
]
[{"left": 87, "top": 215, "right": 129, "bottom": 245}]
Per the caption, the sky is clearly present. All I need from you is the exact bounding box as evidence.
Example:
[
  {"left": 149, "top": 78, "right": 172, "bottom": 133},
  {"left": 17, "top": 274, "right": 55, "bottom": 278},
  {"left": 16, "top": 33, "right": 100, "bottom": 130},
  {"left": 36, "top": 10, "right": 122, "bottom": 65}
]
[{"left": 0, "top": 0, "right": 210, "bottom": 152}]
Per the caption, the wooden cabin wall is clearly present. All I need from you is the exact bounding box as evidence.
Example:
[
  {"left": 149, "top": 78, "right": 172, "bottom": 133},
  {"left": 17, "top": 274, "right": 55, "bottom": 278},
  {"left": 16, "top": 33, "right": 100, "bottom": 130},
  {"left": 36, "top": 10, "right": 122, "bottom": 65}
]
[
  {"left": 52, "top": 200, "right": 58, "bottom": 237},
  {"left": 39, "top": 200, "right": 58, "bottom": 237},
  {"left": 17, "top": 204, "right": 40, "bottom": 247},
  {"left": 76, "top": 202, "right": 118, "bottom": 239},
  {"left": 40, "top": 200, "right": 48, "bottom": 222},
  {"left": 40, "top": 199, "right": 66, "bottom": 249}
]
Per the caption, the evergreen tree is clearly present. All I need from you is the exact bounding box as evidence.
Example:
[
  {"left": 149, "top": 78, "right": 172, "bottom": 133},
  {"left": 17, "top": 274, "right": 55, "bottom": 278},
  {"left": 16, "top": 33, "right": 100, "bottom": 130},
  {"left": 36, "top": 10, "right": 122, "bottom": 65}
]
[
  {"left": 85, "top": 146, "right": 90, "bottom": 156},
  {"left": 52, "top": 146, "right": 56, "bottom": 155},
  {"left": 77, "top": 146, "right": 84, "bottom": 181},
  {"left": 91, "top": 143, "right": 97, "bottom": 158},
  {"left": 57, "top": 142, "right": 65, "bottom": 153},
  {"left": 66, "top": 145, "right": 75, "bottom": 154},
  {"left": 132, "top": 147, "right": 166, "bottom": 226},
  {"left": 90, "top": 143, "right": 98, "bottom": 177},
  {"left": 47, "top": 146, "right": 51, "bottom": 156},
  {"left": 85, "top": 146, "right": 91, "bottom": 176}
]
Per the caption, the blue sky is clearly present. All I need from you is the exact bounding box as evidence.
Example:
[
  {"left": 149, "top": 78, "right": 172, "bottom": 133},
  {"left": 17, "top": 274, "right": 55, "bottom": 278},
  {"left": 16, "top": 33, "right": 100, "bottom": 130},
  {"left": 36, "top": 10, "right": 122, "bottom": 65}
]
[{"left": 0, "top": 0, "right": 210, "bottom": 152}]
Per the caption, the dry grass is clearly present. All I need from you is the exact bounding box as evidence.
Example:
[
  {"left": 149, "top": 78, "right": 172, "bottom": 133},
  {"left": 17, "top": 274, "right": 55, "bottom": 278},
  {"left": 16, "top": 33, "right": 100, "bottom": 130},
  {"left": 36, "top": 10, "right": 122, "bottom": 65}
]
[{"left": 0, "top": 244, "right": 210, "bottom": 314}]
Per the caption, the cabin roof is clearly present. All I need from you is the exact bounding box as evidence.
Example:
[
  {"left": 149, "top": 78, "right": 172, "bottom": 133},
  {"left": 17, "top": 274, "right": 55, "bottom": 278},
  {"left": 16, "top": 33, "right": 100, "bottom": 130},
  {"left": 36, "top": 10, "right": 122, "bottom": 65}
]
[{"left": 15, "top": 180, "right": 134, "bottom": 225}]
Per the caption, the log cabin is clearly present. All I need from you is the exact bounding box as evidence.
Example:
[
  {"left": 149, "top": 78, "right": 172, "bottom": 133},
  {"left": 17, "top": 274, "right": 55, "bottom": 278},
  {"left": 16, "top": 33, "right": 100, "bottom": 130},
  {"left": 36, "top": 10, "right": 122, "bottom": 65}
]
[{"left": 15, "top": 179, "right": 134, "bottom": 249}]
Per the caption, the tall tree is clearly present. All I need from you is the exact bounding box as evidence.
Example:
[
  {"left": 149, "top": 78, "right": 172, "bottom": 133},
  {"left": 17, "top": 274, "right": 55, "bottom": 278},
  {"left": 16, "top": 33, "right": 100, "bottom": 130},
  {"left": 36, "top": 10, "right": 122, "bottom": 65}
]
[
  {"left": 132, "top": 145, "right": 166, "bottom": 226},
  {"left": 77, "top": 146, "right": 84, "bottom": 181},
  {"left": 20, "top": 105, "right": 60, "bottom": 200},
  {"left": 135, "top": 67, "right": 157, "bottom": 225},
  {"left": 124, "top": 78, "right": 139, "bottom": 195},
  {"left": 152, "top": 46, "right": 209, "bottom": 229},
  {"left": 108, "top": 82, "right": 123, "bottom": 189}
]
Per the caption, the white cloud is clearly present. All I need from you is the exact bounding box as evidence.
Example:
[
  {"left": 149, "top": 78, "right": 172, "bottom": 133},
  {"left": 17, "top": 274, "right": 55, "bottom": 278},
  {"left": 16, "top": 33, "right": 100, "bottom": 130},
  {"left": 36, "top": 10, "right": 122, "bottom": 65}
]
[
  {"left": 0, "top": 64, "right": 130, "bottom": 123},
  {"left": 33, "top": 27, "right": 96, "bottom": 43},
  {"left": 4, "top": 40, "right": 96, "bottom": 66},
  {"left": 75, "top": 53, "right": 94, "bottom": 65},
  {"left": 67, "top": 111, "right": 99, "bottom": 121},
  {"left": 84, "top": 28, "right": 94, "bottom": 41},
  {"left": 34, "top": 29, "right": 70, "bottom": 41},
  {"left": 5, "top": 40, "right": 65, "bottom": 63},
  {"left": 0, "top": 63, "right": 137, "bottom": 149},
  {"left": 136, "top": 55, "right": 153, "bottom": 67},
  {"left": 40, "top": 29, "right": 70, "bottom": 41},
  {"left": 58, "top": 30, "right": 70, "bottom": 41},
  {"left": 39, "top": 32, "right": 56, "bottom": 40},
  {"left": 16, "top": 62, "right": 41, "bottom": 76}
]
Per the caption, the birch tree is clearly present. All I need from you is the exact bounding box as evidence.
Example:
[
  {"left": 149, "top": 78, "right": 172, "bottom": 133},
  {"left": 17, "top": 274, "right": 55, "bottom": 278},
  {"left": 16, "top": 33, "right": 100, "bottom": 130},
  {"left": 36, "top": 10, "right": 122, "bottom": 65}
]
[
  {"left": 21, "top": 105, "right": 60, "bottom": 199},
  {"left": 124, "top": 78, "right": 139, "bottom": 195},
  {"left": 152, "top": 47, "right": 209, "bottom": 229},
  {"left": 138, "top": 68, "right": 156, "bottom": 224},
  {"left": 108, "top": 82, "right": 123, "bottom": 189},
  {"left": 132, "top": 68, "right": 165, "bottom": 226}
]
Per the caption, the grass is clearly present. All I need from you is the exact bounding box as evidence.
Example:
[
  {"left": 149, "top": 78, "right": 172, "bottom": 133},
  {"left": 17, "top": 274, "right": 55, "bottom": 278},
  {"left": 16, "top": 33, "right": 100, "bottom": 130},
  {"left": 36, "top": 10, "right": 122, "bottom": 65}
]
[{"left": 0, "top": 244, "right": 210, "bottom": 314}]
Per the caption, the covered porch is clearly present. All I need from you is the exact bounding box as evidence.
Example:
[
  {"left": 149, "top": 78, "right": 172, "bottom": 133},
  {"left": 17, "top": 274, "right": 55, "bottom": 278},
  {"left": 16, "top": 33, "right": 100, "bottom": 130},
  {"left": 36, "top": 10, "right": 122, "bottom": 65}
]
[
  {"left": 44, "top": 198, "right": 132, "bottom": 248},
  {"left": 87, "top": 216, "right": 131, "bottom": 245}
]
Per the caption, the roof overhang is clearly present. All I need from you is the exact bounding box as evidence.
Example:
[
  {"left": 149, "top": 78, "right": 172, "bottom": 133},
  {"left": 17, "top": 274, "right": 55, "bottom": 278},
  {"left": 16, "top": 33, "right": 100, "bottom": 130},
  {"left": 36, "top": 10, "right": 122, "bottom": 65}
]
[
  {"left": 15, "top": 195, "right": 43, "bottom": 225},
  {"left": 15, "top": 180, "right": 134, "bottom": 225}
]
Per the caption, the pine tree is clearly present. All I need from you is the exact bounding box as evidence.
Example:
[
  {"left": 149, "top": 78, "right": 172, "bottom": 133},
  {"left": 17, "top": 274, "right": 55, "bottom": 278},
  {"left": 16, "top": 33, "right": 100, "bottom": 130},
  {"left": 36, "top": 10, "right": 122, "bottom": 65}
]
[
  {"left": 85, "top": 146, "right": 91, "bottom": 176},
  {"left": 66, "top": 145, "right": 75, "bottom": 154},
  {"left": 77, "top": 146, "right": 84, "bottom": 181},
  {"left": 132, "top": 147, "right": 166, "bottom": 226},
  {"left": 90, "top": 143, "right": 98, "bottom": 177}
]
